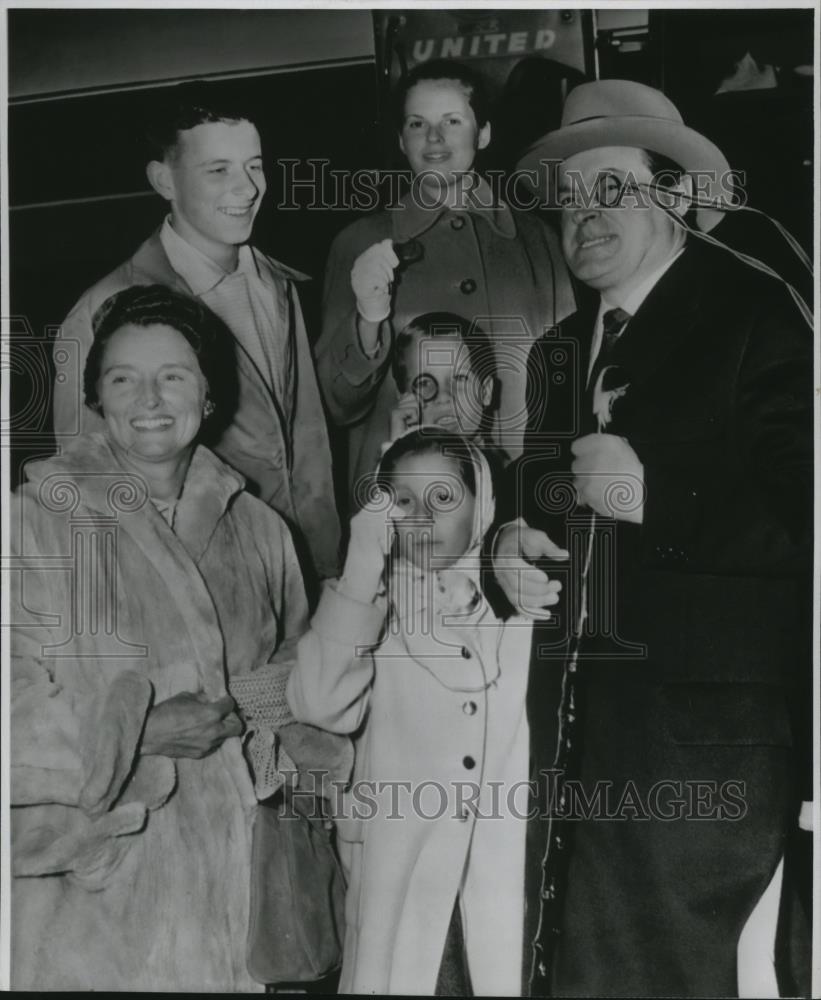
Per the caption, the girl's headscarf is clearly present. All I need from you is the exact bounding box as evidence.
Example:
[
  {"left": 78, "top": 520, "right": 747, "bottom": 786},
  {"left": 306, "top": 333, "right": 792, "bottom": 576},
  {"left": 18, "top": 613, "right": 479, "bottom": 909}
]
[{"left": 376, "top": 427, "right": 500, "bottom": 691}]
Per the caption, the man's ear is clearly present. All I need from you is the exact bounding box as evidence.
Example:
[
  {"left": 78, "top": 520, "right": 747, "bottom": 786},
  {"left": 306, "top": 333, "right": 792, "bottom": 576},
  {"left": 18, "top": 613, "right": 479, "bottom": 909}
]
[
  {"left": 477, "top": 121, "right": 491, "bottom": 151},
  {"left": 671, "top": 173, "right": 693, "bottom": 218},
  {"left": 653, "top": 173, "right": 693, "bottom": 217},
  {"left": 146, "top": 160, "right": 174, "bottom": 203}
]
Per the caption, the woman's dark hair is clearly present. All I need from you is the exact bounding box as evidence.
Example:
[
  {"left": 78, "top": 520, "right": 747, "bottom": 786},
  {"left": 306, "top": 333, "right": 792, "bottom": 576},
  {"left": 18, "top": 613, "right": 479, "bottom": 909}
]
[
  {"left": 376, "top": 427, "right": 477, "bottom": 498},
  {"left": 84, "top": 284, "right": 239, "bottom": 440},
  {"left": 144, "top": 81, "right": 256, "bottom": 163},
  {"left": 393, "top": 59, "right": 490, "bottom": 132}
]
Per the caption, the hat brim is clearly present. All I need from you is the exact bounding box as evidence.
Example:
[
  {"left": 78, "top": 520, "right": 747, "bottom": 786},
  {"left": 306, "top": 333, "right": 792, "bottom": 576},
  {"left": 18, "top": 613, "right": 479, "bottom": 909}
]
[{"left": 517, "top": 116, "right": 733, "bottom": 232}]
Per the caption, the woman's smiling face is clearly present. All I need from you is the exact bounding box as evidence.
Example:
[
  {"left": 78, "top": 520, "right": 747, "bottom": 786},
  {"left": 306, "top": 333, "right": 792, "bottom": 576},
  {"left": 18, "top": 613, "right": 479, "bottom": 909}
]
[
  {"left": 97, "top": 323, "right": 208, "bottom": 466},
  {"left": 399, "top": 79, "right": 490, "bottom": 197}
]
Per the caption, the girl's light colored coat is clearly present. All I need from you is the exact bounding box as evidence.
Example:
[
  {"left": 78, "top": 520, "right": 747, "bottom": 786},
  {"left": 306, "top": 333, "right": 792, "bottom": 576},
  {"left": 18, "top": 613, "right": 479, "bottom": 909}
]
[{"left": 289, "top": 580, "right": 533, "bottom": 996}]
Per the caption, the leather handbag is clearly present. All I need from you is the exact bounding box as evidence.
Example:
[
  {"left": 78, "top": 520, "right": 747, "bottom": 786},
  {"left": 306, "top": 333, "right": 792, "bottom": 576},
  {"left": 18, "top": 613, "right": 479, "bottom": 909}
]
[{"left": 246, "top": 786, "right": 346, "bottom": 985}]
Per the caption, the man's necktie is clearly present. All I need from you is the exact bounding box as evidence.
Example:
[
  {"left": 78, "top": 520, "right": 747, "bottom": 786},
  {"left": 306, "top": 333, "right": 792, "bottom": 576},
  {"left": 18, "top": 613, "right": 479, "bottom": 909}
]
[
  {"left": 591, "top": 307, "right": 631, "bottom": 383},
  {"left": 585, "top": 307, "right": 632, "bottom": 433}
]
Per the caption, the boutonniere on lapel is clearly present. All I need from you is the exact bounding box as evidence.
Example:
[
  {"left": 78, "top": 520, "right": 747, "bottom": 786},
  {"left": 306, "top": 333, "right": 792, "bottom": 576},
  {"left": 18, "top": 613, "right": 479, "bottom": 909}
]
[{"left": 592, "top": 365, "right": 630, "bottom": 431}]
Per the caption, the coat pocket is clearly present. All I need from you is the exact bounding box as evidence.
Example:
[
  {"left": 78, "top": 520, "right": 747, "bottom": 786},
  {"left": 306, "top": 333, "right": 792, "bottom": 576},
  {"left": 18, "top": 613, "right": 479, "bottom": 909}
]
[{"left": 661, "top": 682, "right": 793, "bottom": 747}]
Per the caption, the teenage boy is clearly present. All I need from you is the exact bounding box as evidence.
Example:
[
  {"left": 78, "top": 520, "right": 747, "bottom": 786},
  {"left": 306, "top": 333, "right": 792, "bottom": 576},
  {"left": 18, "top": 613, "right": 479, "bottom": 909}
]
[{"left": 52, "top": 84, "right": 340, "bottom": 581}]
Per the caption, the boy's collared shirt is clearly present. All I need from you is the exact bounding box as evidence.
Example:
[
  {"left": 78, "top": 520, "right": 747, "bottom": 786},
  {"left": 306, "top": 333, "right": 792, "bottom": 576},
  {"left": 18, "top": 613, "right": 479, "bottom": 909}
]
[{"left": 160, "top": 217, "right": 286, "bottom": 401}]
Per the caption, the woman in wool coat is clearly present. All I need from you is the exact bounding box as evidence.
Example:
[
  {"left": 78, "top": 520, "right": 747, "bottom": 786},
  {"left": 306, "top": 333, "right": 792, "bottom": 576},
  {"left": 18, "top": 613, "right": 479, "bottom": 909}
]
[{"left": 8, "top": 286, "right": 329, "bottom": 991}]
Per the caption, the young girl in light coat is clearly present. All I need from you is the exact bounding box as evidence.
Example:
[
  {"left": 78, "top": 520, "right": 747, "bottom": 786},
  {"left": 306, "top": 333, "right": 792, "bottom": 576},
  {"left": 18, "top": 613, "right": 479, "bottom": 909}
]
[{"left": 288, "top": 428, "right": 534, "bottom": 995}]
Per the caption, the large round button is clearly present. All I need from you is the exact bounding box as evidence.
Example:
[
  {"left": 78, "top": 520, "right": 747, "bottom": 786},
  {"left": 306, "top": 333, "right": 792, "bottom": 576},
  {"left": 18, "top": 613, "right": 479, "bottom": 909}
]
[
  {"left": 462, "top": 700, "right": 477, "bottom": 716},
  {"left": 462, "top": 755, "right": 476, "bottom": 770},
  {"left": 460, "top": 646, "right": 472, "bottom": 659},
  {"left": 459, "top": 278, "right": 477, "bottom": 294},
  {"left": 450, "top": 215, "right": 466, "bottom": 230}
]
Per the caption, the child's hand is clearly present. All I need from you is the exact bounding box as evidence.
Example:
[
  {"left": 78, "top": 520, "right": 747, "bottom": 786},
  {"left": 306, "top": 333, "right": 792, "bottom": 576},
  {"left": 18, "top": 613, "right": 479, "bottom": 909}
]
[
  {"left": 341, "top": 490, "right": 405, "bottom": 603},
  {"left": 389, "top": 393, "right": 421, "bottom": 441},
  {"left": 349, "top": 489, "right": 404, "bottom": 562}
]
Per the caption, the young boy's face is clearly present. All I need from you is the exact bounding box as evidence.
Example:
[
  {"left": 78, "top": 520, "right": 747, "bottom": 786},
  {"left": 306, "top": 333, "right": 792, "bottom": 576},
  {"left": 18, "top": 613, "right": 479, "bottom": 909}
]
[
  {"left": 399, "top": 334, "right": 492, "bottom": 439},
  {"left": 161, "top": 119, "right": 266, "bottom": 262}
]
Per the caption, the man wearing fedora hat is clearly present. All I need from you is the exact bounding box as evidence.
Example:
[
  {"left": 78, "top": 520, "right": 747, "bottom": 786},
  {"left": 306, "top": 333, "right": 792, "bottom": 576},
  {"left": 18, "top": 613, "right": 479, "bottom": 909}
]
[{"left": 494, "top": 80, "right": 812, "bottom": 995}]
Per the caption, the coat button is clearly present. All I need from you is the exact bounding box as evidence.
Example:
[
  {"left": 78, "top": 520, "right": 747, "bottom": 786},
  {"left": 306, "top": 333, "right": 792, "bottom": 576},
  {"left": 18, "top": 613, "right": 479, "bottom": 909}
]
[
  {"left": 450, "top": 215, "right": 466, "bottom": 230},
  {"left": 462, "top": 700, "right": 477, "bottom": 716},
  {"left": 460, "top": 646, "right": 472, "bottom": 659},
  {"left": 462, "top": 755, "right": 476, "bottom": 770},
  {"left": 459, "top": 278, "right": 477, "bottom": 294}
]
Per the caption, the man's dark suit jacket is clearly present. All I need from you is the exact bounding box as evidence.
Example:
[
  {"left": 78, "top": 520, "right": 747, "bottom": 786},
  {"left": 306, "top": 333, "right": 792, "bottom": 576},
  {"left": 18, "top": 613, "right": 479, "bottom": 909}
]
[{"left": 507, "top": 240, "right": 813, "bottom": 996}]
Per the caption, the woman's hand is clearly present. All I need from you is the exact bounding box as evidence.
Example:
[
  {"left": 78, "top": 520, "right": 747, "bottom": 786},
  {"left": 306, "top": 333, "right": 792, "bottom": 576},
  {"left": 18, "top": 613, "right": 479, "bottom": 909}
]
[
  {"left": 351, "top": 239, "right": 399, "bottom": 324},
  {"left": 340, "top": 490, "right": 405, "bottom": 603},
  {"left": 142, "top": 692, "right": 243, "bottom": 759}
]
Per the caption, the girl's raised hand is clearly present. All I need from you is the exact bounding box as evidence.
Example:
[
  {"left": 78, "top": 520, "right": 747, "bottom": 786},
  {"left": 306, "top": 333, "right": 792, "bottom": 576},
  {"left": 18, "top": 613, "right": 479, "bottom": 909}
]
[
  {"left": 349, "top": 488, "right": 405, "bottom": 561},
  {"left": 341, "top": 489, "right": 405, "bottom": 603}
]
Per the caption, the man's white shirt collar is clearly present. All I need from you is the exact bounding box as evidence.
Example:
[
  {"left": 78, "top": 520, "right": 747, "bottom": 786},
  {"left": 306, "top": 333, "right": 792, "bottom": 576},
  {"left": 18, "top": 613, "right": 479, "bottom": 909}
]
[
  {"left": 600, "top": 245, "right": 686, "bottom": 318},
  {"left": 160, "top": 216, "right": 257, "bottom": 297},
  {"left": 588, "top": 246, "right": 686, "bottom": 380}
]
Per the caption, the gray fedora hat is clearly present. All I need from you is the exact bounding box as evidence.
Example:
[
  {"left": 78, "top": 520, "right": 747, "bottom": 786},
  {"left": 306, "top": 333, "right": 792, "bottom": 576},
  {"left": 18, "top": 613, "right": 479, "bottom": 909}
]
[{"left": 517, "top": 79, "right": 733, "bottom": 231}]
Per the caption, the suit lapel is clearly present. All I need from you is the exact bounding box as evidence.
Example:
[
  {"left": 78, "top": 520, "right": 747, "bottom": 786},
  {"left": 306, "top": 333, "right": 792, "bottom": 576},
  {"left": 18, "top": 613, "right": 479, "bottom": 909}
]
[
  {"left": 608, "top": 247, "right": 703, "bottom": 394},
  {"left": 256, "top": 257, "right": 296, "bottom": 465},
  {"left": 572, "top": 306, "right": 596, "bottom": 391},
  {"left": 562, "top": 303, "right": 598, "bottom": 436}
]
